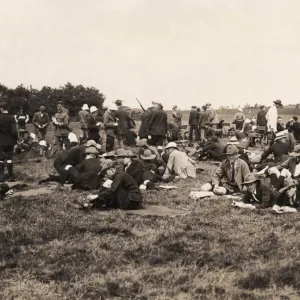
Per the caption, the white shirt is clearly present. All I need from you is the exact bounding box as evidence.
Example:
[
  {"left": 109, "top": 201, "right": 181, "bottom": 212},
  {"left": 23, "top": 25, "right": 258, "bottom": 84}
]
[
  {"left": 265, "top": 104, "right": 278, "bottom": 132},
  {"left": 68, "top": 132, "right": 78, "bottom": 143}
]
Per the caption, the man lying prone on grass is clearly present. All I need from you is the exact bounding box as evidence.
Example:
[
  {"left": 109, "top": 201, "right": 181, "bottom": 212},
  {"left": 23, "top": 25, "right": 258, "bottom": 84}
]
[{"left": 232, "top": 173, "right": 277, "bottom": 209}]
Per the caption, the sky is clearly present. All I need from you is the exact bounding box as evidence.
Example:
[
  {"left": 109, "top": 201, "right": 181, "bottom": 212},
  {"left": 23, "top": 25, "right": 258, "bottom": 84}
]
[{"left": 1, "top": 0, "right": 300, "bottom": 109}]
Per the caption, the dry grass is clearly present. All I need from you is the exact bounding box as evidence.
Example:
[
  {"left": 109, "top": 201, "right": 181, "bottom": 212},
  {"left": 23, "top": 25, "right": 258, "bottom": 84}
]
[{"left": 1, "top": 123, "right": 300, "bottom": 300}]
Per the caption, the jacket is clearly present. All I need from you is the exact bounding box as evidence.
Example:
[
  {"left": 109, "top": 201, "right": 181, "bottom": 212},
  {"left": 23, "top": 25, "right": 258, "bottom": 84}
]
[
  {"left": 199, "top": 111, "right": 209, "bottom": 127},
  {"left": 275, "top": 190, "right": 300, "bottom": 208},
  {"left": 189, "top": 110, "right": 199, "bottom": 126},
  {"left": 98, "top": 171, "right": 142, "bottom": 203},
  {"left": 115, "top": 107, "right": 130, "bottom": 135},
  {"left": 103, "top": 111, "right": 116, "bottom": 137},
  {"left": 32, "top": 112, "right": 50, "bottom": 128},
  {"left": 0, "top": 113, "right": 18, "bottom": 146},
  {"left": 53, "top": 111, "right": 69, "bottom": 137},
  {"left": 87, "top": 115, "right": 101, "bottom": 141},
  {"left": 257, "top": 110, "right": 267, "bottom": 126},
  {"left": 212, "top": 158, "right": 250, "bottom": 191},
  {"left": 74, "top": 158, "right": 101, "bottom": 189},
  {"left": 60, "top": 146, "right": 86, "bottom": 166},
  {"left": 203, "top": 141, "right": 224, "bottom": 154},
  {"left": 139, "top": 110, "right": 151, "bottom": 138},
  {"left": 148, "top": 108, "right": 168, "bottom": 136},
  {"left": 165, "top": 149, "right": 196, "bottom": 179},
  {"left": 172, "top": 110, "right": 182, "bottom": 126},
  {"left": 291, "top": 122, "right": 300, "bottom": 141},
  {"left": 125, "top": 159, "right": 144, "bottom": 185},
  {"left": 242, "top": 181, "right": 276, "bottom": 208},
  {"left": 78, "top": 110, "right": 90, "bottom": 129},
  {"left": 208, "top": 108, "right": 218, "bottom": 123},
  {"left": 261, "top": 142, "right": 289, "bottom": 162}
]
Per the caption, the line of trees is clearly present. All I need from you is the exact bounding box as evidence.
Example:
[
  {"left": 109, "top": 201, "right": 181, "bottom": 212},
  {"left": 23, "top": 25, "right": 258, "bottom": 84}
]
[{"left": 0, "top": 82, "right": 105, "bottom": 117}]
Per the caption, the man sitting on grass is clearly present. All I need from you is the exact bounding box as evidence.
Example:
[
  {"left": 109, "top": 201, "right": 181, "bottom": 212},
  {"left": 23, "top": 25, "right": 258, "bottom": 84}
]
[
  {"left": 197, "top": 136, "right": 225, "bottom": 162},
  {"left": 82, "top": 159, "right": 143, "bottom": 210},
  {"left": 201, "top": 145, "right": 250, "bottom": 195},
  {"left": 232, "top": 173, "right": 277, "bottom": 209},
  {"left": 162, "top": 142, "right": 196, "bottom": 180}
]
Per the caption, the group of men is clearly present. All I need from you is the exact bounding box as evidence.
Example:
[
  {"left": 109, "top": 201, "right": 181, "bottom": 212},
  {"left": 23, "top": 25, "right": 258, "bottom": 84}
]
[{"left": 1, "top": 98, "right": 300, "bottom": 213}]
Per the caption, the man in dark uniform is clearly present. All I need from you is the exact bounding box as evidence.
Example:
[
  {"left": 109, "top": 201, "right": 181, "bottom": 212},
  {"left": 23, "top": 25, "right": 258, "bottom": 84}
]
[
  {"left": 147, "top": 101, "right": 168, "bottom": 146},
  {"left": 188, "top": 105, "right": 199, "bottom": 145},
  {"left": 0, "top": 102, "right": 18, "bottom": 182},
  {"left": 114, "top": 100, "right": 131, "bottom": 149}
]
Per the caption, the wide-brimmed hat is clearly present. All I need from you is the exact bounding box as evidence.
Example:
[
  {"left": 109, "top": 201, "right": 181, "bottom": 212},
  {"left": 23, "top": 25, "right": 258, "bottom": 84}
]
[
  {"left": 244, "top": 119, "right": 251, "bottom": 124},
  {"left": 140, "top": 149, "right": 156, "bottom": 160},
  {"left": 225, "top": 145, "right": 239, "bottom": 155},
  {"left": 191, "top": 105, "right": 197, "bottom": 109},
  {"left": 274, "top": 131, "right": 286, "bottom": 141},
  {"left": 172, "top": 105, "right": 177, "bottom": 109},
  {"left": 100, "top": 159, "right": 117, "bottom": 174},
  {"left": 85, "top": 146, "right": 100, "bottom": 155},
  {"left": 136, "top": 138, "right": 148, "bottom": 147},
  {"left": 81, "top": 104, "right": 89, "bottom": 110},
  {"left": 116, "top": 148, "right": 136, "bottom": 158},
  {"left": 90, "top": 106, "right": 98, "bottom": 113},
  {"left": 279, "top": 178, "right": 296, "bottom": 193},
  {"left": 165, "top": 142, "right": 178, "bottom": 149},
  {"left": 273, "top": 99, "right": 283, "bottom": 107},
  {"left": 40, "top": 106, "right": 46, "bottom": 111},
  {"left": 242, "top": 173, "right": 260, "bottom": 185},
  {"left": 152, "top": 101, "right": 163, "bottom": 108},
  {"left": 227, "top": 136, "right": 239, "bottom": 145},
  {"left": 211, "top": 136, "right": 218, "bottom": 142},
  {"left": 85, "top": 140, "right": 97, "bottom": 147},
  {"left": 238, "top": 107, "right": 243, "bottom": 112},
  {"left": 290, "top": 145, "right": 300, "bottom": 157}
]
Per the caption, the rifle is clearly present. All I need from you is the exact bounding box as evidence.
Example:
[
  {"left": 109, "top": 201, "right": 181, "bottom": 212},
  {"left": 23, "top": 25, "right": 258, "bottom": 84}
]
[{"left": 136, "top": 98, "right": 146, "bottom": 112}]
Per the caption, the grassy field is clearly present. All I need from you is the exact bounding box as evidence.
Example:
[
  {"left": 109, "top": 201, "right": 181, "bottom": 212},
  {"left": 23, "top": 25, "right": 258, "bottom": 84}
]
[{"left": 1, "top": 122, "right": 300, "bottom": 300}]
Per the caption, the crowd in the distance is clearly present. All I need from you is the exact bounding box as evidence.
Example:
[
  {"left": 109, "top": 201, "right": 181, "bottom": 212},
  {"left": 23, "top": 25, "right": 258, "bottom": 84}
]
[{"left": 0, "top": 98, "right": 300, "bottom": 213}]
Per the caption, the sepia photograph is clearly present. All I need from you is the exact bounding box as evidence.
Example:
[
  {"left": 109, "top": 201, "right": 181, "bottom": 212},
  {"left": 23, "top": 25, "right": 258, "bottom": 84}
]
[{"left": 1, "top": 1, "right": 300, "bottom": 299}]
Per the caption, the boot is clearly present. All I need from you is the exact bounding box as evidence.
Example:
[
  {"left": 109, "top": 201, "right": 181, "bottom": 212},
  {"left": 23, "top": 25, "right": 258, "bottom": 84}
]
[
  {"left": 7, "top": 163, "right": 16, "bottom": 182},
  {"left": 0, "top": 162, "right": 4, "bottom": 182}
]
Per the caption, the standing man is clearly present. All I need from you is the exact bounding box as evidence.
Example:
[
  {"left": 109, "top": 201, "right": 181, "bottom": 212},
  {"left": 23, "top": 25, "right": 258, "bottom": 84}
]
[
  {"left": 266, "top": 99, "right": 283, "bottom": 133},
  {"left": 199, "top": 105, "right": 209, "bottom": 141},
  {"left": 138, "top": 107, "right": 152, "bottom": 139},
  {"left": 78, "top": 103, "right": 90, "bottom": 144},
  {"left": 172, "top": 105, "right": 182, "bottom": 127},
  {"left": 206, "top": 102, "right": 219, "bottom": 123},
  {"left": 147, "top": 101, "right": 168, "bottom": 146},
  {"left": 15, "top": 106, "right": 29, "bottom": 139},
  {"left": 87, "top": 106, "right": 102, "bottom": 143},
  {"left": 32, "top": 106, "right": 50, "bottom": 140},
  {"left": 188, "top": 105, "right": 199, "bottom": 145},
  {"left": 114, "top": 99, "right": 130, "bottom": 148},
  {"left": 50, "top": 102, "right": 69, "bottom": 157},
  {"left": 257, "top": 105, "right": 267, "bottom": 127},
  {"left": 233, "top": 107, "right": 245, "bottom": 131},
  {"left": 0, "top": 102, "right": 18, "bottom": 182},
  {"left": 103, "top": 105, "right": 118, "bottom": 152}
]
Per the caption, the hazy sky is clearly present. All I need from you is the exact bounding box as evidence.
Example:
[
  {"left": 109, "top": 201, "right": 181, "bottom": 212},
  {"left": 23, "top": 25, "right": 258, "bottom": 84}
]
[{"left": 1, "top": 0, "right": 300, "bottom": 109}]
